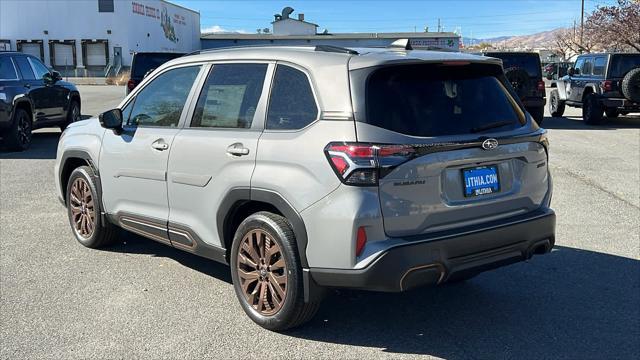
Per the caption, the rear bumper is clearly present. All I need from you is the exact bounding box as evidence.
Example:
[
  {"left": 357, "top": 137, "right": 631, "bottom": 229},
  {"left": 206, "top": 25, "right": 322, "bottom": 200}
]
[
  {"left": 310, "top": 208, "right": 555, "bottom": 292},
  {"left": 600, "top": 98, "right": 640, "bottom": 110},
  {"left": 522, "top": 97, "right": 546, "bottom": 108}
]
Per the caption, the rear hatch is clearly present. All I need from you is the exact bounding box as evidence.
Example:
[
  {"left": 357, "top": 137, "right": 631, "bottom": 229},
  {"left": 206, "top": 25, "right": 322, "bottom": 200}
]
[
  {"left": 606, "top": 54, "right": 640, "bottom": 99},
  {"left": 485, "top": 52, "right": 544, "bottom": 100},
  {"left": 348, "top": 61, "right": 549, "bottom": 238}
]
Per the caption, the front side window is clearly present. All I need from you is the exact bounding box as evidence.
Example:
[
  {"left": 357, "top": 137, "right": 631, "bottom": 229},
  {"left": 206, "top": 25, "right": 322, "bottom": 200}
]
[
  {"left": 0, "top": 57, "right": 18, "bottom": 80},
  {"left": 581, "top": 59, "right": 593, "bottom": 76},
  {"left": 127, "top": 66, "right": 200, "bottom": 127},
  {"left": 28, "top": 57, "right": 50, "bottom": 79},
  {"left": 13, "top": 56, "right": 35, "bottom": 80},
  {"left": 573, "top": 58, "right": 585, "bottom": 75},
  {"left": 266, "top": 65, "right": 318, "bottom": 130},
  {"left": 191, "top": 63, "right": 268, "bottom": 128}
]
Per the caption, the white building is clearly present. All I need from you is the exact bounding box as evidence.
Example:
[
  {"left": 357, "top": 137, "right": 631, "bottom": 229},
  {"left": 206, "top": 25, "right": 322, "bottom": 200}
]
[
  {"left": 0, "top": 0, "right": 200, "bottom": 76},
  {"left": 271, "top": 8, "right": 318, "bottom": 36}
]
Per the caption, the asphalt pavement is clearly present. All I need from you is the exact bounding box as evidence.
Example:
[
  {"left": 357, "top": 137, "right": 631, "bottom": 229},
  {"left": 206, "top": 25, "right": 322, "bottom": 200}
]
[{"left": 1, "top": 86, "right": 638, "bottom": 359}]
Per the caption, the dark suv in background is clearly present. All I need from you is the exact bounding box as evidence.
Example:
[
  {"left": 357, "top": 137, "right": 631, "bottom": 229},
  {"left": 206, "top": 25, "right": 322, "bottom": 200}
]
[
  {"left": 126, "top": 52, "right": 184, "bottom": 94},
  {"left": 484, "top": 52, "right": 546, "bottom": 125},
  {"left": 549, "top": 53, "right": 640, "bottom": 124},
  {"left": 0, "top": 52, "right": 81, "bottom": 151}
]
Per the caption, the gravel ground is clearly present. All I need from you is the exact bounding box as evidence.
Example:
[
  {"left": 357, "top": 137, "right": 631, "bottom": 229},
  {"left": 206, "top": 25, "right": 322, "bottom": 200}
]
[{"left": 1, "top": 86, "right": 638, "bottom": 359}]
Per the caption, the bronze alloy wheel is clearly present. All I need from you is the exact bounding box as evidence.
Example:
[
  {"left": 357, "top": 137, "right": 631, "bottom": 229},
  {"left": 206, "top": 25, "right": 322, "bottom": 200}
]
[
  {"left": 237, "top": 229, "right": 288, "bottom": 316},
  {"left": 69, "top": 177, "right": 96, "bottom": 239}
]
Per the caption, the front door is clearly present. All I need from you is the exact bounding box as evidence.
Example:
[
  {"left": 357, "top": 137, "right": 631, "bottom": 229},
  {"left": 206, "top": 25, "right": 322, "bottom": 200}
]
[
  {"left": 100, "top": 64, "right": 203, "bottom": 231},
  {"left": 29, "top": 56, "right": 67, "bottom": 119},
  {"left": 167, "top": 62, "right": 272, "bottom": 249}
]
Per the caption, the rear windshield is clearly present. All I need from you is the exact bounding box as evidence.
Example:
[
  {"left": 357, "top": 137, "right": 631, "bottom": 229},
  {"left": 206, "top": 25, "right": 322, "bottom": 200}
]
[
  {"left": 609, "top": 54, "right": 640, "bottom": 78},
  {"left": 365, "top": 64, "right": 525, "bottom": 137},
  {"left": 486, "top": 53, "right": 541, "bottom": 77},
  {"left": 132, "top": 53, "right": 184, "bottom": 78}
]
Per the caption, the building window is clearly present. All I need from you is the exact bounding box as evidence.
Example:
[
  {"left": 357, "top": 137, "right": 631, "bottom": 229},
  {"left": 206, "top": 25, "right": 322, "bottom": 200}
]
[{"left": 98, "top": 0, "right": 114, "bottom": 13}]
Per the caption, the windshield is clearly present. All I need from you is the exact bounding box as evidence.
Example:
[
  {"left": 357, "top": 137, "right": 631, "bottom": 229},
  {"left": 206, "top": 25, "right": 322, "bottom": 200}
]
[
  {"left": 486, "top": 53, "right": 542, "bottom": 78},
  {"left": 132, "top": 53, "right": 184, "bottom": 78},
  {"left": 609, "top": 54, "right": 640, "bottom": 78},
  {"left": 364, "top": 64, "right": 525, "bottom": 137}
]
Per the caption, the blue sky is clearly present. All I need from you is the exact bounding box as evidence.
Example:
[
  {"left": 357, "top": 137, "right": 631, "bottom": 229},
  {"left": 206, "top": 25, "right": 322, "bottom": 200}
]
[{"left": 173, "top": 0, "right": 619, "bottom": 39}]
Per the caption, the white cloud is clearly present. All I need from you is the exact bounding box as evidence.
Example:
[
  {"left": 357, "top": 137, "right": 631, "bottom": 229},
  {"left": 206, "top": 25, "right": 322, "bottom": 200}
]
[{"left": 201, "top": 25, "right": 249, "bottom": 34}]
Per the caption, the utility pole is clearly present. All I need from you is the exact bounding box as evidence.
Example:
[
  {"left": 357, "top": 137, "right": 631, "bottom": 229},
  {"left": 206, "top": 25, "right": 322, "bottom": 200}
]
[
  {"left": 437, "top": 18, "right": 441, "bottom": 32},
  {"left": 580, "top": 0, "right": 585, "bottom": 48}
]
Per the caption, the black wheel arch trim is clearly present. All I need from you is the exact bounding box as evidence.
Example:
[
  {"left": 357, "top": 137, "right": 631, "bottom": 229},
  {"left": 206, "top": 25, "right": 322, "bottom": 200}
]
[
  {"left": 217, "top": 187, "right": 310, "bottom": 268},
  {"left": 59, "top": 150, "right": 102, "bottom": 212}
]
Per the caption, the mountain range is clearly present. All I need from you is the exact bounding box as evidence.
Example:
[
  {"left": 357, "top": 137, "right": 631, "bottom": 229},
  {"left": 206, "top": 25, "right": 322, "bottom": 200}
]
[{"left": 462, "top": 28, "right": 564, "bottom": 49}]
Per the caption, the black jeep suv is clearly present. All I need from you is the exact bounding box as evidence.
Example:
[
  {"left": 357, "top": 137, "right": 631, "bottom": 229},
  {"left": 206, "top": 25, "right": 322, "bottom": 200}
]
[
  {"left": 484, "top": 52, "right": 546, "bottom": 125},
  {"left": 0, "top": 52, "right": 81, "bottom": 151},
  {"left": 549, "top": 53, "right": 640, "bottom": 124}
]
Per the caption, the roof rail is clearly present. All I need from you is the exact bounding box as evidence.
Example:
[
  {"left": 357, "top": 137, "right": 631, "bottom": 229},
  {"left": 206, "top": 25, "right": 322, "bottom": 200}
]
[
  {"left": 314, "top": 45, "right": 359, "bottom": 55},
  {"left": 388, "top": 39, "right": 413, "bottom": 51}
]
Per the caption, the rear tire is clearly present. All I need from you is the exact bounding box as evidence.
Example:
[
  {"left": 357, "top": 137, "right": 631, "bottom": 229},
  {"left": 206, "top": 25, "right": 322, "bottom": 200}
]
[
  {"left": 66, "top": 166, "right": 118, "bottom": 248},
  {"left": 3, "top": 108, "right": 32, "bottom": 151},
  {"left": 605, "top": 108, "right": 619, "bottom": 118},
  {"left": 230, "top": 211, "right": 321, "bottom": 331},
  {"left": 621, "top": 67, "right": 640, "bottom": 103},
  {"left": 582, "top": 93, "right": 604, "bottom": 125},
  {"left": 529, "top": 106, "right": 545, "bottom": 125},
  {"left": 549, "top": 89, "right": 565, "bottom": 117}
]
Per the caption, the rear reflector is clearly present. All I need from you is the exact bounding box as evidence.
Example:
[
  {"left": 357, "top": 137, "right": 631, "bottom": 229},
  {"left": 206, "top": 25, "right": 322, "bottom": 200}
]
[
  {"left": 537, "top": 80, "right": 545, "bottom": 91},
  {"left": 601, "top": 80, "right": 612, "bottom": 92},
  {"left": 356, "top": 227, "right": 367, "bottom": 257},
  {"left": 127, "top": 79, "right": 136, "bottom": 91}
]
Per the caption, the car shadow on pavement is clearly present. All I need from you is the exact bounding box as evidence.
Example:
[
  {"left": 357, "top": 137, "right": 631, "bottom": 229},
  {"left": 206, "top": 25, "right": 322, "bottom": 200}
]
[
  {"left": 103, "top": 230, "right": 233, "bottom": 284},
  {"left": 0, "top": 130, "right": 60, "bottom": 159},
  {"left": 286, "top": 246, "right": 639, "bottom": 358},
  {"left": 542, "top": 115, "right": 640, "bottom": 130}
]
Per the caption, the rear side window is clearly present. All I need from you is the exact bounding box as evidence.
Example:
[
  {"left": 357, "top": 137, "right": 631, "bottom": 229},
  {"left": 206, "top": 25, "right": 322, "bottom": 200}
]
[
  {"left": 593, "top": 57, "right": 606, "bottom": 76},
  {"left": 487, "top": 53, "right": 541, "bottom": 77},
  {"left": 266, "top": 65, "right": 318, "bottom": 130},
  {"left": 127, "top": 66, "right": 200, "bottom": 127},
  {"left": 191, "top": 63, "right": 267, "bottom": 128},
  {"left": 609, "top": 54, "right": 640, "bottom": 77},
  {"left": 0, "top": 57, "right": 18, "bottom": 80},
  {"left": 364, "top": 64, "right": 525, "bottom": 137},
  {"left": 13, "top": 56, "right": 35, "bottom": 80}
]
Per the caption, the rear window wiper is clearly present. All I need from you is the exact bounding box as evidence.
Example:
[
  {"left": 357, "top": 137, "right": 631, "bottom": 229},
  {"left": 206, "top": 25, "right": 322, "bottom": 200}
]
[{"left": 470, "top": 120, "right": 514, "bottom": 133}]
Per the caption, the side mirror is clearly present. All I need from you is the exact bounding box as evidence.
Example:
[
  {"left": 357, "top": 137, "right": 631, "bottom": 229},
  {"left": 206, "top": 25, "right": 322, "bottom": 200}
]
[
  {"left": 99, "top": 108, "right": 123, "bottom": 133},
  {"left": 567, "top": 67, "right": 575, "bottom": 76},
  {"left": 43, "top": 71, "right": 62, "bottom": 84}
]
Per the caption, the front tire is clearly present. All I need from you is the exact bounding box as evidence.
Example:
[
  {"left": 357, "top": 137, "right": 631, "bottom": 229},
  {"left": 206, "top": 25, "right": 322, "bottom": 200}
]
[
  {"left": 583, "top": 93, "right": 604, "bottom": 125},
  {"left": 230, "top": 212, "right": 320, "bottom": 331},
  {"left": 3, "top": 108, "right": 32, "bottom": 151},
  {"left": 66, "top": 166, "right": 118, "bottom": 248},
  {"left": 60, "top": 100, "right": 80, "bottom": 130},
  {"left": 549, "top": 89, "right": 565, "bottom": 117}
]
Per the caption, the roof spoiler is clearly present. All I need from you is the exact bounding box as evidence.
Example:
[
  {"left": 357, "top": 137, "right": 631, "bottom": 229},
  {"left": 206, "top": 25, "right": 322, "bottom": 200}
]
[{"left": 389, "top": 39, "right": 413, "bottom": 51}]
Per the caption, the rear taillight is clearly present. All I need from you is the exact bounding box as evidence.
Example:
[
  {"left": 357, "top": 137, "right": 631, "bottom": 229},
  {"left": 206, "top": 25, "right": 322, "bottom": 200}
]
[
  {"left": 537, "top": 80, "right": 545, "bottom": 91},
  {"left": 325, "top": 142, "right": 416, "bottom": 186},
  {"left": 601, "top": 80, "right": 612, "bottom": 92},
  {"left": 127, "top": 79, "right": 136, "bottom": 91}
]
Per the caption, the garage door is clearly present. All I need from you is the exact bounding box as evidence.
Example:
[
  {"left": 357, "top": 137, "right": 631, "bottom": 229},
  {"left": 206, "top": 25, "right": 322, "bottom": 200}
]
[
  {"left": 21, "top": 43, "right": 41, "bottom": 60},
  {"left": 86, "top": 43, "right": 106, "bottom": 66},
  {"left": 53, "top": 43, "right": 74, "bottom": 67}
]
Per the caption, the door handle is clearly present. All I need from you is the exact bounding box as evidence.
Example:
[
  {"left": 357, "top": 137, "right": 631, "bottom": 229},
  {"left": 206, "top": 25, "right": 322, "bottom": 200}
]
[
  {"left": 24, "top": 83, "right": 30, "bottom": 88},
  {"left": 226, "top": 143, "right": 250, "bottom": 156},
  {"left": 151, "top": 139, "right": 169, "bottom": 151}
]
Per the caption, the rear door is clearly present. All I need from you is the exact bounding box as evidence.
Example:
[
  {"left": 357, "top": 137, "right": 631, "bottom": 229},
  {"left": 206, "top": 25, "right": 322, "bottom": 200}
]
[
  {"left": 167, "top": 62, "right": 272, "bottom": 249},
  {"left": 100, "top": 64, "right": 203, "bottom": 226},
  {"left": 351, "top": 62, "right": 549, "bottom": 237}
]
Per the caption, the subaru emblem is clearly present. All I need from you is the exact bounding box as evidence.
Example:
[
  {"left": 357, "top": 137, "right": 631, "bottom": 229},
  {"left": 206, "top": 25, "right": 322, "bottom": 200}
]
[{"left": 482, "top": 138, "right": 498, "bottom": 150}]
